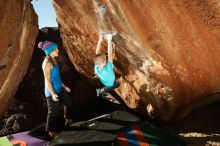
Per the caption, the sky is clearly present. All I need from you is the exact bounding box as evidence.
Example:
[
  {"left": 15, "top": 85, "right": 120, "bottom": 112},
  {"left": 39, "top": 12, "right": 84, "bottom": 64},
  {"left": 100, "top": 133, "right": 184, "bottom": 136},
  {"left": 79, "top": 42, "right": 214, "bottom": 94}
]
[{"left": 31, "top": 0, "right": 58, "bottom": 28}]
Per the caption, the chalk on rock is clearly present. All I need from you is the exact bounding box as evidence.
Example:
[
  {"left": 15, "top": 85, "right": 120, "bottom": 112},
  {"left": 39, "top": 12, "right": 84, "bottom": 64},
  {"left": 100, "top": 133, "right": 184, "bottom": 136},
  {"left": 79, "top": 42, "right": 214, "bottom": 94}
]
[
  {"left": 98, "top": 5, "right": 106, "bottom": 14},
  {"left": 100, "top": 32, "right": 117, "bottom": 37}
]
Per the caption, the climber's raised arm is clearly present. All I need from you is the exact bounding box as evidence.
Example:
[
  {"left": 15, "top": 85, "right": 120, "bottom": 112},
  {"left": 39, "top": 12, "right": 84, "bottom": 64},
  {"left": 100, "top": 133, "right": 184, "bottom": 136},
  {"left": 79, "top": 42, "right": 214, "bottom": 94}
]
[
  {"left": 96, "top": 34, "right": 103, "bottom": 55},
  {"left": 107, "top": 34, "right": 113, "bottom": 63},
  {"left": 94, "top": 33, "right": 119, "bottom": 97}
]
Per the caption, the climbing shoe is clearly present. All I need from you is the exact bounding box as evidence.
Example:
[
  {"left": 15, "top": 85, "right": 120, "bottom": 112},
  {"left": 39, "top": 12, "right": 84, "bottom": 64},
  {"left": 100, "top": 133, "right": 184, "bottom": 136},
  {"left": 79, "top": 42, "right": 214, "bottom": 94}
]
[
  {"left": 65, "top": 119, "right": 74, "bottom": 127},
  {"left": 49, "top": 131, "right": 58, "bottom": 139},
  {"left": 96, "top": 88, "right": 102, "bottom": 97}
]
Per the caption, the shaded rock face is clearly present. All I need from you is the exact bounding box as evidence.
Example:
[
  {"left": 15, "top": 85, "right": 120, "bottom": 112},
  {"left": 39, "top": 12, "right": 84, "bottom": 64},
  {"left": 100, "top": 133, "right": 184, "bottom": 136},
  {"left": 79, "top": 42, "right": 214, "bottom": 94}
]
[
  {"left": 0, "top": 0, "right": 38, "bottom": 118},
  {"left": 53, "top": 0, "right": 220, "bottom": 121}
]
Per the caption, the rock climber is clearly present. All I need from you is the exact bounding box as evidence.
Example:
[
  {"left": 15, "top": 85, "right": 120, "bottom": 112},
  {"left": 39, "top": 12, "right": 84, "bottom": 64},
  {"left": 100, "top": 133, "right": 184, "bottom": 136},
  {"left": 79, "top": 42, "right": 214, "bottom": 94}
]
[{"left": 94, "top": 33, "right": 119, "bottom": 97}]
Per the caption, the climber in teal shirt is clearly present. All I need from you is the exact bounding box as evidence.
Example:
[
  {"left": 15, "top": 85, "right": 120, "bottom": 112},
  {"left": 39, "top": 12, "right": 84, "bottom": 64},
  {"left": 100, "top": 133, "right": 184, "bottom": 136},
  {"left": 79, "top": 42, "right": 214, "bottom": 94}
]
[{"left": 94, "top": 33, "right": 119, "bottom": 96}]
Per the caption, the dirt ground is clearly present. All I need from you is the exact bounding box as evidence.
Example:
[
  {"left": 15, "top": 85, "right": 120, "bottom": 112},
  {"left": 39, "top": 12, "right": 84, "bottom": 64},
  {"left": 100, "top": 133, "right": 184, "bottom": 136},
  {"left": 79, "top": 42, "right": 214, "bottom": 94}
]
[{"left": 153, "top": 101, "right": 220, "bottom": 146}]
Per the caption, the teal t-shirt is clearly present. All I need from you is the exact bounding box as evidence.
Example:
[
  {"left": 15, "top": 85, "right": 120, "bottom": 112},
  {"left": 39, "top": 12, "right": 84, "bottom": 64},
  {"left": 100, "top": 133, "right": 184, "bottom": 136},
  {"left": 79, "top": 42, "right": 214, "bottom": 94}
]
[{"left": 95, "top": 62, "right": 115, "bottom": 87}]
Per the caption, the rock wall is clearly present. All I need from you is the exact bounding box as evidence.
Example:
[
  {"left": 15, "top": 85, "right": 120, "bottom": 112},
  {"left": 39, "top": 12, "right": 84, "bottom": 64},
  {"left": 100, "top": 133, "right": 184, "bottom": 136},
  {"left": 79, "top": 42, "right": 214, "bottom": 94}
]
[
  {"left": 0, "top": 0, "right": 38, "bottom": 118},
  {"left": 53, "top": 0, "right": 220, "bottom": 121}
]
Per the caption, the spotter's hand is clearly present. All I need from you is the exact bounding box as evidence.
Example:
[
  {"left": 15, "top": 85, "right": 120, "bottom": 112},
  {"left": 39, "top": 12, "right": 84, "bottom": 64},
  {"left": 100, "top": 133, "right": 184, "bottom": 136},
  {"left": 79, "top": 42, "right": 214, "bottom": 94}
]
[
  {"left": 52, "top": 94, "right": 59, "bottom": 101},
  {"left": 64, "top": 86, "right": 71, "bottom": 92}
]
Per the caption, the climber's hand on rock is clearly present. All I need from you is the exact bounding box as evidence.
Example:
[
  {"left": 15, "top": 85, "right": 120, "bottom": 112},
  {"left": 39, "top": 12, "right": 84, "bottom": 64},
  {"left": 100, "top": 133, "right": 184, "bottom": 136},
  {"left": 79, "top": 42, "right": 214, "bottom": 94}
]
[
  {"left": 107, "top": 34, "right": 113, "bottom": 41},
  {"left": 52, "top": 93, "right": 59, "bottom": 101}
]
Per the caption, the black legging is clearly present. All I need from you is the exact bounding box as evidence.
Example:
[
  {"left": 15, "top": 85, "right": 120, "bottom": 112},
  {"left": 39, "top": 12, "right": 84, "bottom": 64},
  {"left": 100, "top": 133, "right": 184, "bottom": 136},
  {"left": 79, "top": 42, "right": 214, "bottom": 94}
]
[
  {"left": 46, "top": 91, "right": 74, "bottom": 132},
  {"left": 103, "top": 81, "right": 119, "bottom": 93}
]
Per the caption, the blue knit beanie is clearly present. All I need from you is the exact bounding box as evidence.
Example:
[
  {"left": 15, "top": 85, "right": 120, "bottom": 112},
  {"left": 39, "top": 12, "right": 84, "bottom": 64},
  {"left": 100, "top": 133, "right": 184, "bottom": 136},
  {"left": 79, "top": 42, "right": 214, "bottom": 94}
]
[{"left": 38, "top": 41, "right": 58, "bottom": 55}]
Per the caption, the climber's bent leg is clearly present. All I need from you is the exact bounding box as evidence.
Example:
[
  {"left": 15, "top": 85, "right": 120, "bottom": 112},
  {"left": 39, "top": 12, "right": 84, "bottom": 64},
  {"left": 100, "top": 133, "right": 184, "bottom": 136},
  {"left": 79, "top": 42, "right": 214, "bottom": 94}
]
[
  {"left": 103, "top": 81, "right": 119, "bottom": 93},
  {"left": 96, "top": 81, "right": 119, "bottom": 97}
]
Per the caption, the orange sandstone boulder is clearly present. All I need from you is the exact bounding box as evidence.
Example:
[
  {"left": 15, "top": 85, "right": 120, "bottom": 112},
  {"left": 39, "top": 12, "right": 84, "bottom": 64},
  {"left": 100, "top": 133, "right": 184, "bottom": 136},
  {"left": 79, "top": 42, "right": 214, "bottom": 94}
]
[
  {"left": 53, "top": 0, "right": 220, "bottom": 121},
  {"left": 0, "top": 0, "right": 38, "bottom": 118}
]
